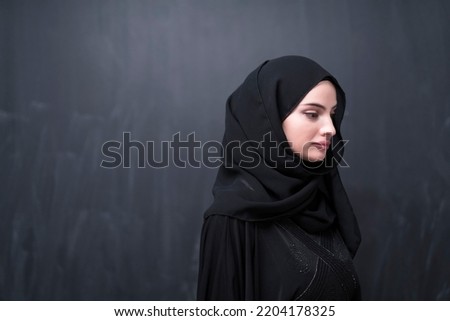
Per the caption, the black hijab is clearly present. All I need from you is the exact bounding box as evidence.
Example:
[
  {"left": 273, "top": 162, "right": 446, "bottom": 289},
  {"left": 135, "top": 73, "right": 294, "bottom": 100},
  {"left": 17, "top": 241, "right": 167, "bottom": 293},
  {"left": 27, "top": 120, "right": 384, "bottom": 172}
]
[{"left": 205, "top": 56, "right": 361, "bottom": 257}]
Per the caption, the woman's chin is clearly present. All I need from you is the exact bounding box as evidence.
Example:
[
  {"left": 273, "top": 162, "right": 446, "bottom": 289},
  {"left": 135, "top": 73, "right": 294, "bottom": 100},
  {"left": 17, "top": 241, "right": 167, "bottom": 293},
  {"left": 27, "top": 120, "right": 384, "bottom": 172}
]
[{"left": 301, "top": 151, "right": 327, "bottom": 163}]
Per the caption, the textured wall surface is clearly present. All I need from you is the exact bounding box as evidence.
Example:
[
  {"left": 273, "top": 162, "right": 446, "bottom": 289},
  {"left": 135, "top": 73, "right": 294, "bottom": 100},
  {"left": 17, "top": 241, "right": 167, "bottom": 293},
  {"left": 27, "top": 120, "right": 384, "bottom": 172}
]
[{"left": 1, "top": 0, "right": 449, "bottom": 300}]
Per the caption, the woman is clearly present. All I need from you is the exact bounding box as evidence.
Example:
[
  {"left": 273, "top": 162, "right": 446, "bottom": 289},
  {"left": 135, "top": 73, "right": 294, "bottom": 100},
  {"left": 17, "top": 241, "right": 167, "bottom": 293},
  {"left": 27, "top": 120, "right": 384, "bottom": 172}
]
[{"left": 197, "top": 56, "right": 361, "bottom": 300}]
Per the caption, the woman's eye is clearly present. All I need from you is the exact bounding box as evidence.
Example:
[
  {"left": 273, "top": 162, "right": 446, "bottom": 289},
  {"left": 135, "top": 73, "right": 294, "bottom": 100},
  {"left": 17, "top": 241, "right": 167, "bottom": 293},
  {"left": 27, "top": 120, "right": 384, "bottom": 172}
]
[{"left": 304, "top": 112, "right": 318, "bottom": 119}]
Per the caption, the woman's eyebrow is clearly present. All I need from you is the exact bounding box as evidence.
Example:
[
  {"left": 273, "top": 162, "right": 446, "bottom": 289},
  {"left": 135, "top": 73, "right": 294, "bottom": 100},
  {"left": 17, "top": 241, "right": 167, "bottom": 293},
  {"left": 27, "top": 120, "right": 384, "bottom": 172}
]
[{"left": 300, "top": 103, "right": 337, "bottom": 110}]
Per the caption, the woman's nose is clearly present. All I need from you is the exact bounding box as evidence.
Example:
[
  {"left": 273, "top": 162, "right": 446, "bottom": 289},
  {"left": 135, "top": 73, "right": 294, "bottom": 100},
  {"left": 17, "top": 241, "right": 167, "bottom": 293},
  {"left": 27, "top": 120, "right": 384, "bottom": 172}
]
[{"left": 320, "top": 116, "right": 336, "bottom": 137}]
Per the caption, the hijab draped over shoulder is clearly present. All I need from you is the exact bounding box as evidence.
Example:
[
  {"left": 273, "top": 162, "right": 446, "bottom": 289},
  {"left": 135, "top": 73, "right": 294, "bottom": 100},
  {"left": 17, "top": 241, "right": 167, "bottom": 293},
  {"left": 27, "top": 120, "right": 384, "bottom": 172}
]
[{"left": 205, "top": 56, "right": 361, "bottom": 257}]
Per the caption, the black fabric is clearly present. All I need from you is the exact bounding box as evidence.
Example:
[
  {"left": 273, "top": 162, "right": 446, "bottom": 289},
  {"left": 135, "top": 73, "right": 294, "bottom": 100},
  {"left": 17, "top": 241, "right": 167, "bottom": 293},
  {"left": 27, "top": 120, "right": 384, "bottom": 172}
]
[
  {"left": 197, "top": 56, "right": 361, "bottom": 300},
  {"left": 197, "top": 216, "right": 361, "bottom": 300}
]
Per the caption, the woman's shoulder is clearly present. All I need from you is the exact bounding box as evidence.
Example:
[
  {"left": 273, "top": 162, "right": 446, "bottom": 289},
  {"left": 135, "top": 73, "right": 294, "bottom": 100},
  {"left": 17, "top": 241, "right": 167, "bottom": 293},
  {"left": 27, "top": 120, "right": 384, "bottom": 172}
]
[
  {"left": 203, "top": 212, "right": 245, "bottom": 225},
  {"left": 201, "top": 213, "right": 257, "bottom": 239}
]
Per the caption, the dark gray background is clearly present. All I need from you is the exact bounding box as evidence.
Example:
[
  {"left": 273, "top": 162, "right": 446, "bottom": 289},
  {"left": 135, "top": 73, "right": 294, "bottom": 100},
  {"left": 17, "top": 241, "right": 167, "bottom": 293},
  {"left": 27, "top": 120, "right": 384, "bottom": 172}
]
[{"left": 1, "top": 0, "right": 449, "bottom": 300}]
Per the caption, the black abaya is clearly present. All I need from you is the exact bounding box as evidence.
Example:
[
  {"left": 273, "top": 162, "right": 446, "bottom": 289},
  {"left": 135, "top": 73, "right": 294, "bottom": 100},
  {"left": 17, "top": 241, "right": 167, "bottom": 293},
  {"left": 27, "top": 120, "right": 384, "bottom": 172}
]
[{"left": 197, "top": 215, "right": 360, "bottom": 300}]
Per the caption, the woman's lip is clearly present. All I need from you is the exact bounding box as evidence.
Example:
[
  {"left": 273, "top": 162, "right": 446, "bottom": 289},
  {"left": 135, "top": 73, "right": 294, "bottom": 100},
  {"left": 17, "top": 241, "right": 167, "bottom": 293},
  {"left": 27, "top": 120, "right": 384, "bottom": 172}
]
[{"left": 311, "top": 142, "right": 330, "bottom": 149}]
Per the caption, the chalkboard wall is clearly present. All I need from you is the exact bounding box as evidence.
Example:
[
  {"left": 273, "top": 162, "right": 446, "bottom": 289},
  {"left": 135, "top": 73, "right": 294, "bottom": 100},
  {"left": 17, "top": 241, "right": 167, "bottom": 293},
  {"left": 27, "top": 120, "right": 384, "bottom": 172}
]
[{"left": 1, "top": 0, "right": 449, "bottom": 300}]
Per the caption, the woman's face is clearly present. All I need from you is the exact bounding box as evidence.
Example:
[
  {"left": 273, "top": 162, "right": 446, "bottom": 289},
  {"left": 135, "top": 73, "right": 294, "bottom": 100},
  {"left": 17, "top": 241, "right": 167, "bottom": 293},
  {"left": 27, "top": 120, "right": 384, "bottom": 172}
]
[{"left": 282, "top": 80, "right": 337, "bottom": 162}]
